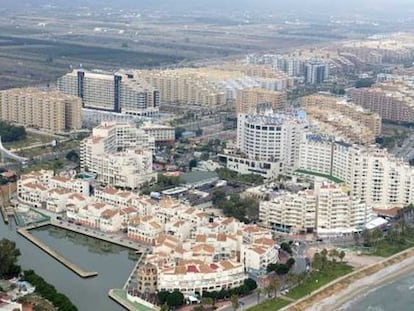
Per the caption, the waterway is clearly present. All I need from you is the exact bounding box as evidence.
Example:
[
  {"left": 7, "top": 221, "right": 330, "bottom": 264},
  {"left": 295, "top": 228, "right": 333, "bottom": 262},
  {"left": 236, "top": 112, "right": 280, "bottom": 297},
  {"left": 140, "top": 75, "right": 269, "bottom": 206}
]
[
  {"left": 0, "top": 218, "right": 138, "bottom": 311},
  {"left": 342, "top": 270, "right": 414, "bottom": 311}
]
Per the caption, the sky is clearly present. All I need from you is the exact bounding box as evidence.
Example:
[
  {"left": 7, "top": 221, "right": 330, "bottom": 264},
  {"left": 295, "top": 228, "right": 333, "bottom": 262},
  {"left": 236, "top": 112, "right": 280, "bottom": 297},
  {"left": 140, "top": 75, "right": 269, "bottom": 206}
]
[{"left": 4, "top": 0, "right": 414, "bottom": 17}]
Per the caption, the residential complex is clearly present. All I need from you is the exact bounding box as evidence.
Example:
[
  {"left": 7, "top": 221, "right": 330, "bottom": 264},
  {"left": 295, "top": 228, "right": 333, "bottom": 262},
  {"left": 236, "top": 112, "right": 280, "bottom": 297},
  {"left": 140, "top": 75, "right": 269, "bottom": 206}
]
[
  {"left": 219, "top": 110, "right": 309, "bottom": 180},
  {"left": 80, "top": 122, "right": 156, "bottom": 189},
  {"left": 299, "top": 134, "right": 414, "bottom": 209},
  {"left": 301, "top": 94, "right": 382, "bottom": 144},
  {"left": 260, "top": 181, "right": 371, "bottom": 235},
  {"left": 16, "top": 170, "right": 279, "bottom": 296},
  {"left": 140, "top": 122, "right": 175, "bottom": 144},
  {"left": 304, "top": 59, "right": 329, "bottom": 84},
  {"left": 0, "top": 87, "right": 82, "bottom": 132},
  {"left": 57, "top": 70, "right": 160, "bottom": 116},
  {"left": 236, "top": 88, "right": 287, "bottom": 114},
  {"left": 349, "top": 82, "right": 414, "bottom": 123}
]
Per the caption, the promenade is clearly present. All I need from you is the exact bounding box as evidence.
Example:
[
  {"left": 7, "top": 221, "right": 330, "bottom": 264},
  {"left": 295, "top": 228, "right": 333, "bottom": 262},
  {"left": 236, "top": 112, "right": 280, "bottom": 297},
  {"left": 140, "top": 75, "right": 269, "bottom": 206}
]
[{"left": 17, "top": 226, "right": 98, "bottom": 278}]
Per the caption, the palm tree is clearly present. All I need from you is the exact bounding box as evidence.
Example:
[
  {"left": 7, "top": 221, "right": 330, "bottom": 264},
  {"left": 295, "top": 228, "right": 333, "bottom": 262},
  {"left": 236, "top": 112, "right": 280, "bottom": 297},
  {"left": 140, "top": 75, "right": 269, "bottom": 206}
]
[
  {"left": 201, "top": 297, "right": 213, "bottom": 309},
  {"left": 230, "top": 295, "right": 239, "bottom": 311},
  {"left": 255, "top": 287, "right": 263, "bottom": 304},
  {"left": 269, "top": 277, "right": 281, "bottom": 298},
  {"left": 338, "top": 251, "right": 346, "bottom": 262}
]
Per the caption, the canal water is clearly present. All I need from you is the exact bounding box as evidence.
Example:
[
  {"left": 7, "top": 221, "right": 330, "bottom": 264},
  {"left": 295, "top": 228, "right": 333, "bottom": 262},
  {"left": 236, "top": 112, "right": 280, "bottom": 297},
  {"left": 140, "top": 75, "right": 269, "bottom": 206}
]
[{"left": 0, "top": 219, "right": 138, "bottom": 311}]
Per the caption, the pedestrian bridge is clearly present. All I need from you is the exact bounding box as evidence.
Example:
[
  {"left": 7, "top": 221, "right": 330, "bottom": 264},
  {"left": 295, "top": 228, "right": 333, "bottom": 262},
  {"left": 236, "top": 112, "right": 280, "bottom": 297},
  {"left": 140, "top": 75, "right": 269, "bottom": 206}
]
[{"left": 0, "top": 136, "right": 29, "bottom": 163}]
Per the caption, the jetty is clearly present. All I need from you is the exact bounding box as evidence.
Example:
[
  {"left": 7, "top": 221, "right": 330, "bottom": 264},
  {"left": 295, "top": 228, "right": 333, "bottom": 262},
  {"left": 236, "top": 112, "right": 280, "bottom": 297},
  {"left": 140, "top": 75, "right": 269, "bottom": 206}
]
[
  {"left": 50, "top": 220, "right": 148, "bottom": 253},
  {"left": 17, "top": 226, "right": 98, "bottom": 278},
  {"left": 0, "top": 204, "right": 8, "bottom": 224}
]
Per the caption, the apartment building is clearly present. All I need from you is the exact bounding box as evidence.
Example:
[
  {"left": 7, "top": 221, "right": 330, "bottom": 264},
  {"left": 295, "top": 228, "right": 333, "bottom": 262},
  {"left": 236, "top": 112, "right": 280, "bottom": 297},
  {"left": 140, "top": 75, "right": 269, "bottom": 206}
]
[
  {"left": 236, "top": 88, "right": 287, "bottom": 114},
  {"left": 349, "top": 85, "right": 414, "bottom": 123},
  {"left": 236, "top": 110, "right": 308, "bottom": 172},
  {"left": 140, "top": 122, "right": 175, "bottom": 144},
  {"left": 299, "top": 134, "right": 414, "bottom": 209},
  {"left": 260, "top": 181, "right": 371, "bottom": 235},
  {"left": 304, "top": 60, "right": 329, "bottom": 84},
  {"left": 302, "top": 94, "right": 382, "bottom": 144},
  {"left": 57, "top": 70, "right": 159, "bottom": 116},
  {"left": 0, "top": 88, "right": 82, "bottom": 132},
  {"left": 80, "top": 122, "right": 156, "bottom": 189}
]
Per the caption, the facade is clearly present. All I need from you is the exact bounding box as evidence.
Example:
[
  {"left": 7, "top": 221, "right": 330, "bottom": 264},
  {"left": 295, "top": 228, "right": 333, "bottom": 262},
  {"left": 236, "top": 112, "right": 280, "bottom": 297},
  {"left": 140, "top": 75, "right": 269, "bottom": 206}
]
[
  {"left": 140, "top": 122, "right": 175, "bottom": 144},
  {"left": 236, "top": 88, "right": 287, "bottom": 114},
  {"left": 298, "top": 134, "right": 414, "bottom": 209},
  {"left": 259, "top": 182, "right": 371, "bottom": 235},
  {"left": 80, "top": 122, "right": 156, "bottom": 189},
  {"left": 57, "top": 70, "right": 159, "bottom": 116},
  {"left": 0, "top": 88, "right": 82, "bottom": 132},
  {"left": 349, "top": 85, "right": 414, "bottom": 123},
  {"left": 301, "top": 94, "right": 382, "bottom": 144},
  {"left": 304, "top": 60, "right": 329, "bottom": 84},
  {"left": 236, "top": 110, "right": 308, "bottom": 173}
]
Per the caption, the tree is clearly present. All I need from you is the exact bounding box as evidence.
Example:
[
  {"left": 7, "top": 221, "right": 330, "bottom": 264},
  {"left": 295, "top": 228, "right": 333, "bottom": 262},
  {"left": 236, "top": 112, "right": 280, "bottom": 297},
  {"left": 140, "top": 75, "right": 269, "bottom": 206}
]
[
  {"left": 166, "top": 291, "right": 184, "bottom": 307},
  {"left": 160, "top": 304, "right": 169, "bottom": 311},
  {"left": 66, "top": 150, "right": 80, "bottom": 164},
  {"left": 255, "top": 287, "right": 263, "bottom": 304},
  {"left": 189, "top": 159, "right": 198, "bottom": 171},
  {"left": 243, "top": 278, "right": 257, "bottom": 291},
  {"left": 268, "top": 277, "right": 281, "bottom": 298},
  {"left": 201, "top": 297, "right": 213, "bottom": 309},
  {"left": 230, "top": 295, "right": 239, "bottom": 311},
  {"left": 280, "top": 242, "right": 293, "bottom": 255},
  {"left": 338, "top": 251, "right": 346, "bottom": 262},
  {"left": 0, "top": 239, "right": 21, "bottom": 278}
]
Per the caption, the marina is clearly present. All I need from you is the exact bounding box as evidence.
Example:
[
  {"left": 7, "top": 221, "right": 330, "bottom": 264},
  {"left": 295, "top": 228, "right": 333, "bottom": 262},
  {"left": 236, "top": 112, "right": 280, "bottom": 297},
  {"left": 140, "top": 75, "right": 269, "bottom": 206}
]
[{"left": 17, "top": 226, "right": 98, "bottom": 278}]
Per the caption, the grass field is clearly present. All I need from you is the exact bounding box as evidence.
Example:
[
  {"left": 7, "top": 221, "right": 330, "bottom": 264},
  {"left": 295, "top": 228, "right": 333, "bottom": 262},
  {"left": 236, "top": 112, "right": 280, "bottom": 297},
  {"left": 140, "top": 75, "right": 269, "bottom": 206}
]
[
  {"left": 287, "top": 263, "right": 353, "bottom": 300},
  {"left": 3, "top": 132, "right": 55, "bottom": 149}
]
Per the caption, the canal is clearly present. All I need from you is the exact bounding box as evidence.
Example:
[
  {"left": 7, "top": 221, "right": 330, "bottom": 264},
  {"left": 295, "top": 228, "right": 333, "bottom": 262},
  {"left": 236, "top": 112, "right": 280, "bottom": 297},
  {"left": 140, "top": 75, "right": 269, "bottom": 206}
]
[{"left": 0, "top": 219, "right": 138, "bottom": 311}]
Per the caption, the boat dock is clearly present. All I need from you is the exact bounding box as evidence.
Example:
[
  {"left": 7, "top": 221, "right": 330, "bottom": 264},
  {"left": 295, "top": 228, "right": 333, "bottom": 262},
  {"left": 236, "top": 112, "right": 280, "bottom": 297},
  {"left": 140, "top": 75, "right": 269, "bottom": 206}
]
[
  {"left": 50, "top": 220, "right": 148, "bottom": 253},
  {"left": 17, "top": 227, "right": 98, "bottom": 278},
  {"left": 0, "top": 204, "right": 8, "bottom": 224}
]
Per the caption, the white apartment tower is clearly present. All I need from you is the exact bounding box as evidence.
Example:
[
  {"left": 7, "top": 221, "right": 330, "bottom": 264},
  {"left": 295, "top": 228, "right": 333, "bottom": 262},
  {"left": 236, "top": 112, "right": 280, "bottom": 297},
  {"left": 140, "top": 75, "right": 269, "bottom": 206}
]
[{"left": 236, "top": 110, "right": 308, "bottom": 173}]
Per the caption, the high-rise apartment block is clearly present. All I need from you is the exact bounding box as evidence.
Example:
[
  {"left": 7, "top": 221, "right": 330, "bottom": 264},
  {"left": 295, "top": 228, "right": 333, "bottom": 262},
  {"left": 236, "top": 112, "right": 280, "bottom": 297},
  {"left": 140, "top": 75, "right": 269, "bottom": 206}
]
[
  {"left": 260, "top": 181, "right": 371, "bottom": 235},
  {"left": 299, "top": 134, "right": 414, "bottom": 209},
  {"left": 80, "top": 122, "right": 156, "bottom": 189},
  {"left": 236, "top": 88, "right": 287, "bottom": 114},
  {"left": 349, "top": 84, "right": 414, "bottom": 123},
  {"left": 304, "top": 60, "right": 329, "bottom": 84},
  {"left": 301, "top": 94, "right": 382, "bottom": 144},
  {"left": 57, "top": 70, "right": 160, "bottom": 116},
  {"left": 0, "top": 87, "right": 82, "bottom": 132}
]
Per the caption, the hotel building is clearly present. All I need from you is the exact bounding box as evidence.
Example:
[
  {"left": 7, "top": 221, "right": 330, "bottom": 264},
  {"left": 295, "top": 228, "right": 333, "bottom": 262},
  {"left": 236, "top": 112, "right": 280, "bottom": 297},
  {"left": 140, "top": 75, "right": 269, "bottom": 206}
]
[{"left": 57, "top": 70, "right": 159, "bottom": 116}]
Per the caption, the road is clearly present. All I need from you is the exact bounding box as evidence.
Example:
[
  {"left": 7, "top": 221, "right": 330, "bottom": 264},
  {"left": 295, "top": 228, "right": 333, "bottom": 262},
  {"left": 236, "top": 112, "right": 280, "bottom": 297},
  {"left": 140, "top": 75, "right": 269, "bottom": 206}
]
[{"left": 292, "top": 241, "right": 309, "bottom": 274}]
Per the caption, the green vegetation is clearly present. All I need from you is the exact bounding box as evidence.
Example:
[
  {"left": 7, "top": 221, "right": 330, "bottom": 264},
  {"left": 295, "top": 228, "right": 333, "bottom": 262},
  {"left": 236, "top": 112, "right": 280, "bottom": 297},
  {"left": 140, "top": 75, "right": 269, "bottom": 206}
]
[
  {"left": 0, "top": 121, "right": 26, "bottom": 143},
  {"left": 280, "top": 242, "right": 293, "bottom": 255},
  {"left": 212, "top": 190, "right": 259, "bottom": 223},
  {"left": 23, "top": 270, "right": 77, "bottom": 311},
  {"left": 216, "top": 168, "right": 264, "bottom": 186},
  {"left": 363, "top": 204, "right": 414, "bottom": 257},
  {"left": 267, "top": 258, "right": 295, "bottom": 275},
  {"left": 294, "top": 169, "right": 344, "bottom": 184},
  {"left": 355, "top": 78, "right": 375, "bottom": 88},
  {"left": 141, "top": 174, "right": 183, "bottom": 195},
  {"left": 157, "top": 290, "right": 184, "bottom": 307},
  {"left": 247, "top": 298, "right": 290, "bottom": 311},
  {"left": 65, "top": 150, "right": 80, "bottom": 164},
  {"left": 203, "top": 278, "right": 257, "bottom": 301},
  {"left": 287, "top": 250, "right": 353, "bottom": 300},
  {"left": 0, "top": 238, "right": 21, "bottom": 279}
]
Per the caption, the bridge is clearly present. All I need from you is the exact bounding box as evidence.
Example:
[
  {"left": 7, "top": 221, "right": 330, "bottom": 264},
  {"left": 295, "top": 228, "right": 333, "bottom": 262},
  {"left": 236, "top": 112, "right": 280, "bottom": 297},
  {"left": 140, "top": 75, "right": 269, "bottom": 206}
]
[{"left": 0, "top": 136, "right": 29, "bottom": 164}]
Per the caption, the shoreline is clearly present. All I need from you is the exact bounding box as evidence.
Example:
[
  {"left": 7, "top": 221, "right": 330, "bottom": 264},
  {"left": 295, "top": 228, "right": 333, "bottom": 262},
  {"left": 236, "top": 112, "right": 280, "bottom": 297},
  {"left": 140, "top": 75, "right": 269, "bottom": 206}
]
[{"left": 308, "top": 254, "right": 414, "bottom": 310}]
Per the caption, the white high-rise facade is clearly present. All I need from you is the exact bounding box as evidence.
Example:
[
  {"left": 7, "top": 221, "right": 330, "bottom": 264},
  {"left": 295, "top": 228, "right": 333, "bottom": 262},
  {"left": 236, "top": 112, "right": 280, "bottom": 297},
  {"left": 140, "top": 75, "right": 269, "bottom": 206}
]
[
  {"left": 80, "top": 122, "right": 156, "bottom": 189},
  {"left": 236, "top": 110, "right": 308, "bottom": 173},
  {"left": 299, "top": 134, "right": 414, "bottom": 209}
]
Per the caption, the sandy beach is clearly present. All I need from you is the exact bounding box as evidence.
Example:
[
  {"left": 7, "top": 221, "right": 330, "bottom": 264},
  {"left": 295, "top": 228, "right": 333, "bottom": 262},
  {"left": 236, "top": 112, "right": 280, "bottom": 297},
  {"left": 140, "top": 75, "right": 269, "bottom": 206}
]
[{"left": 306, "top": 253, "right": 414, "bottom": 311}]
